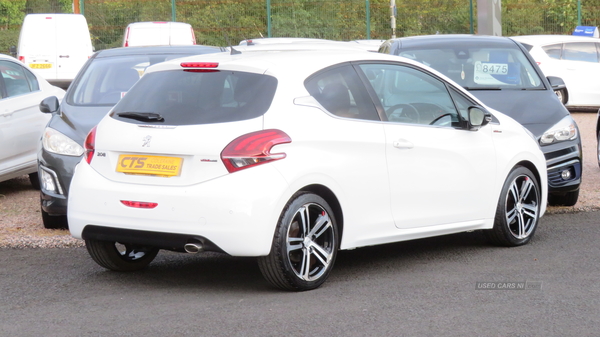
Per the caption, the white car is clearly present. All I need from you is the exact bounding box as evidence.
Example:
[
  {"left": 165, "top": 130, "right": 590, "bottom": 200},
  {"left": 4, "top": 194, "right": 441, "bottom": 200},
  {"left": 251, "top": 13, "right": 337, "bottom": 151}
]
[
  {"left": 511, "top": 35, "right": 600, "bottom": 110},
  {"left": 0, "top": 54, "right": 65, "bottom": 187},
  {"left": 68, "top": 50, "right": 548, "bottom": 291}
]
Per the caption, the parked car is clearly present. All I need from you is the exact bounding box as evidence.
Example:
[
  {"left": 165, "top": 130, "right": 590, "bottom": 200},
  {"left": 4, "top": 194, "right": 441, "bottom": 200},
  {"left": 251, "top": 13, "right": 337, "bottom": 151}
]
[
  {"left": 37, "top": 45, "right": 223, "bottom": 229},
  {"left": 17, "top": 13, "right": 94, "bottom": 89},
  {"left": 123, "top": 22, "right": 196, "bottom": 47},
  {"left": 0, "top": 54, "right": 65, "bottom": 187},
  {"left": 67, "top": 49, "right": 547, "bottom": 291},
  {"left": 379, "top": 34, "right": 581, "bottom": 206},
  {"left": 511, "top": 35, "right": 600, "bottom": 110}
]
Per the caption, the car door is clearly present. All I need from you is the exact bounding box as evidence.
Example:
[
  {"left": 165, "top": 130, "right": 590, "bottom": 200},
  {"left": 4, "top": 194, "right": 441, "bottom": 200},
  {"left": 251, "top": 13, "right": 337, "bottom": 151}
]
[
  {"left": 0, "top": 60, "right": 50, "bottom": 174},
  {"left": 541, "top": 41, "right": 600, "bottom": 106},
  {"left": 558, "top": 42, "right": 600, "bottom": 106},
  {"left": 357, "top": 63, "right": 497, "bottom": 229}
]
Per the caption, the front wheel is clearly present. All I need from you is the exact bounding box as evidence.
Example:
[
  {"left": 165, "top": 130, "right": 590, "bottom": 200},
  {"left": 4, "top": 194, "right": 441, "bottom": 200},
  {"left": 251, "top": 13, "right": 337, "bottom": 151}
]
[
  {"left": 258, "top": 192, "right": 339, "bottom": 291},
  {"left": 485, "top": 166, "right": 540, "bottom": 247},
  {"left": 85, "top": 239, "right": 159, "bottom": 271}
]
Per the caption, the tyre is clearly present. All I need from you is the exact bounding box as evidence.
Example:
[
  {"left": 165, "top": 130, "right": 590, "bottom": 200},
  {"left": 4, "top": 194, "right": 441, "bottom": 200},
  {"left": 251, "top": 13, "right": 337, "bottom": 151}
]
[
  {"left": 85, "top": 239, "right": 159, "bottom": 272},
  {"left": 555, "top": 88, "right": 568, "bottom": 105},
  {"left": 548, "top": 189, "right": 579, "bottom": 207},
  {"left": 597, "top": 131, "right": 600, "bottom": 168},
  {"left": 258, "top": 192, "right": 339, "bottom": 291},
  {"left": 485, "top": 166, "right": 540, "bottom": 247},
  {"left": 29, "top": 173, "right": 40, "bottom": 190},
  {"left": 41, "top": 207, "right": 68, "bottom": 229}
]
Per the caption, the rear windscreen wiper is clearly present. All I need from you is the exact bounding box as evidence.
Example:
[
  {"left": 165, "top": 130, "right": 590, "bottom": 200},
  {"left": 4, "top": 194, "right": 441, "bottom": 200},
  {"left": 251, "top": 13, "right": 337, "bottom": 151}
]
[
  {"left": 462, "top": 86, "right": 502, "bottom": 90},
  {"left": 117, "top": 112, "right": 164, "bottom": 122}
]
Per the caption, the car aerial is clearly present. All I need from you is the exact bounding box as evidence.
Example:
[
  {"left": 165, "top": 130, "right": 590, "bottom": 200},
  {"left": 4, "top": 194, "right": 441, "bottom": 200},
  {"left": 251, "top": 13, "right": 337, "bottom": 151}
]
[
  {"left": 0, "top": 53, "right": 64, "bottom": 187},
  {"left": 511, "top": 34, "right": 600, "bottom": 110},
  {"left": 37, "top": 45, "right": 223, "bottom": 229},
  {"left": 67, "top": 49, "right": 547, "bottom": 291},
  {"left": 379, "top": 34, "right": 581, "bottom": 206}
]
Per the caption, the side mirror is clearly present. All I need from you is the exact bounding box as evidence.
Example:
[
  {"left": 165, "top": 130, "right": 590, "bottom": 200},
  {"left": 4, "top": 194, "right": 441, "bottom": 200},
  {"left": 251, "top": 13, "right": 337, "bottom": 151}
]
[
  {"left": 39, "top": 96, "right": 60, "bottom": 113},
  {"left": 547, "top": 76, "right": 566, "bottom": 91},
  {"left": 468, "top": 106, "right": 492, "bottom": 131},
  {"left": 9, "top": 46, "right": 16, "bottom": 57},
  {"left": 547, "top": 76, "right": 568, "bottom": 104}
]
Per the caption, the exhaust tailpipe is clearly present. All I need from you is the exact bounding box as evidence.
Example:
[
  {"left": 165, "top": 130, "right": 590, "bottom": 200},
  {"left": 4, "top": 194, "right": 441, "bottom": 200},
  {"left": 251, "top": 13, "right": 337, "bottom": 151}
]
[{"left": 184, "top": 242, "right": 203, "bottom": 254}]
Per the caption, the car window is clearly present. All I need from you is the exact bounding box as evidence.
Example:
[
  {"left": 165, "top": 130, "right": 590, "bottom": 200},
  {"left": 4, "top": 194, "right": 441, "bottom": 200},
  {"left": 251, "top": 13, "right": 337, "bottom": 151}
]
[
  {"left": 0, "top": 60, "right": 34, "bottom": 98},
  {"left": 23, "top": 67, "right": 39, "bottom": 91},
  {"left": 304, "top": 64, "right": 379, "bottom": 121},
  {"left": 358, "top": 63, "right": 461, "bottom": 127},
  {"left": 397, "top": 45, "right": 543, "bottom": 90},
  {"left": 562, "top": 42, "right": 599, "bottom": 63},
  {"left": 69, "top": 54, "right": 205, "bottom": 106},
  {"left": 111, "top": 69, "right": 277, "bottom": 125},
  {"left": 542, "top": 43, "right": 562, "bottom": 60}
]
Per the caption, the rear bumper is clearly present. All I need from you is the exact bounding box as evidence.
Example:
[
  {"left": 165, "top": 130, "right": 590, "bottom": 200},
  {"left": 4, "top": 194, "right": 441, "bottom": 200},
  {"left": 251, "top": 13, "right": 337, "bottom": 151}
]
[{"left": 68, "top": 161, "right": 291, "bottom": 257}]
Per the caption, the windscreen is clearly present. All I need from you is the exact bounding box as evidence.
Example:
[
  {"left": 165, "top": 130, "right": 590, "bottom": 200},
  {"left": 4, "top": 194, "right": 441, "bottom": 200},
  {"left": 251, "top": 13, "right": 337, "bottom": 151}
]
[
  {"left": 68, "top": 54, "right": 203, "bottom": 106},
  {"left": 110, "top": 69, "right": 277, "bottom": 125},
  {"left": 396, "top": 45, "right": 544, "bottom": 90}
]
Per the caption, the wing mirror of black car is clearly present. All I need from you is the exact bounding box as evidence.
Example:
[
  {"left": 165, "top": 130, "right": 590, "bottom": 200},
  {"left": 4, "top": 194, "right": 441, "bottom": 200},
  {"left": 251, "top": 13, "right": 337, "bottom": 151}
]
[
  {"left": 468, "top": 106, "right": 492, "bottom": 131},
  {"left": 547, "top": 76, "right": 566, "bottom": 91},
  {"left": 9, "top": 46, "right": 16, "bottom": 57},
  {"left": 39, "top": 96, "right": 60, "bottom": 113}
]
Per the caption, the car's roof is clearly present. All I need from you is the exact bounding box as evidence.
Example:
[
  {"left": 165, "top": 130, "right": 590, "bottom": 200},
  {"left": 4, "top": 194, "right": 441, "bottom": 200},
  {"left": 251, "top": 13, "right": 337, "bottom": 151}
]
[
  {"left": 230, "top": 41, "right": 371, "bottom": 53},
  {"left": 147, "top": 49, "right": 420, "bottom": 78},
  {"left": 387, "top": 34, "right": 519, "bottom": 48},
  {"left": 238, "top": 37, "right": 337, "bottom": 45},
  {"left": 510, "top": 34, "right": 600, "bottom": 45},
  {"left": 126, "top": 21, "right": 192, "bottom": 27},
  {"left": 94, "top": 45, "right": 224, "bottom": 58},
  {"left": 0, "top": 53, "right": 19, "bottom": 62}
]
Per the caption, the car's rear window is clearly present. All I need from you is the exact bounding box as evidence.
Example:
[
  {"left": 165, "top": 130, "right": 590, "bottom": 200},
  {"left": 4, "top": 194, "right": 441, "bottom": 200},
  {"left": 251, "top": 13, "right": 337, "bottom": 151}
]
[
  {"left": 110, "top": 69, "right": 277, "bottom": 125},
  {"left": 68, "top": 54, "right": 204, "bottom": 106}
]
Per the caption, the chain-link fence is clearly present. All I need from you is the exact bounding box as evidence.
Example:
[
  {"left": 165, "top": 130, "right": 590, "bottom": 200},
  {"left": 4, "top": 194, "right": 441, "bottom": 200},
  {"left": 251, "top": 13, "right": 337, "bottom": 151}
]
[{"left": 2, "top": 0, "right": 600, "bottom": 53}]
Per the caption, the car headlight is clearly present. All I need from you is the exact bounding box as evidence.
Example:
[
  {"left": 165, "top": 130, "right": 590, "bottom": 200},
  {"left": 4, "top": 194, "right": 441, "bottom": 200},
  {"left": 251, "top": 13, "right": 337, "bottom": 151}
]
[
  {"left": 42, "top": 127, "right": 84, "bottom": 156},
  {"left": 540, "top": 115, "right": 578, "bottom": 145}
]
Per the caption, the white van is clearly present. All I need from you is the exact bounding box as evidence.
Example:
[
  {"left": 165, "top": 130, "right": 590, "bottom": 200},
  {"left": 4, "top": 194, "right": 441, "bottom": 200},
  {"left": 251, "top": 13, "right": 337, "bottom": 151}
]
[
  {"left": 17, "top": 14, "right": 93, "bottom": 89},
  {"left": 123, "top": 22, "right": 196, "bottom": 47}
]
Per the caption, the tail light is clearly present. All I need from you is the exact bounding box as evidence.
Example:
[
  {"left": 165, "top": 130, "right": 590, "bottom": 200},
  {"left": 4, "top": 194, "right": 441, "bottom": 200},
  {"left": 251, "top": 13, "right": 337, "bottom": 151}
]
[
  {"left": 84, "top": 126, "right": 97, "bottom": 164},
  {"left": 191, "top": 27, "right": 196, "bottom": 45},
  {"left": 221, "top": 129, "right": 291, "bottom": 173},
  {"left": 124, "top": 27, "right": 130, "bottom": 47},
  {"left": 18, "top": 56, "right": 25, "bottom": 63}
]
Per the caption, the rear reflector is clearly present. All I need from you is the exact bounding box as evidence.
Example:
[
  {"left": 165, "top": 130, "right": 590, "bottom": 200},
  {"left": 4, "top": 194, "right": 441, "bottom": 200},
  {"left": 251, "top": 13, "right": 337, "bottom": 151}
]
[{"left": 120, "top": 200, "right": 158, "bottom": 209}]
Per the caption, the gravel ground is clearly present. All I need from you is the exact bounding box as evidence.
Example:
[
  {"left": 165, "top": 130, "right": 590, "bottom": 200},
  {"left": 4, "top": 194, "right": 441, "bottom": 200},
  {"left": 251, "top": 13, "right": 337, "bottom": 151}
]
[{"left": 1, "top": 112, "right": 598, "bottom": 249}]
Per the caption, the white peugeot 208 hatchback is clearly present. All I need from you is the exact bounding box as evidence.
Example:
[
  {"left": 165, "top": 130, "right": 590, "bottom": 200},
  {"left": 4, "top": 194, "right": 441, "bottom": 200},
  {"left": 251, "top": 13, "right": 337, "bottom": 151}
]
[{"left": 68, "top": 50, "right": 548, "bottom": 291}]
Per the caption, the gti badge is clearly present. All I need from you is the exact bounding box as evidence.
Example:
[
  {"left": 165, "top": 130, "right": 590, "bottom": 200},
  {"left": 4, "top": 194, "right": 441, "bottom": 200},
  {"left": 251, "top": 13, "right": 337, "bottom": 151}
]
[{"left": 142, "top": 135, "right": 152, "bottom": 147}]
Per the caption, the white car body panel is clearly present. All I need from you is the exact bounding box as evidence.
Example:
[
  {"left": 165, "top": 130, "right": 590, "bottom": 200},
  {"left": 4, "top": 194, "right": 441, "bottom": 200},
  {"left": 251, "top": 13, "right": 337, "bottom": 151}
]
[
  {"left": 0, "top": 54, "right": 65, "bottom": 183},
  {"left": 512, "top": 35, "right": 600, "bottom": 108},
  {"left": 68, "top": 50, "right": 548, "bottom": 257}
]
